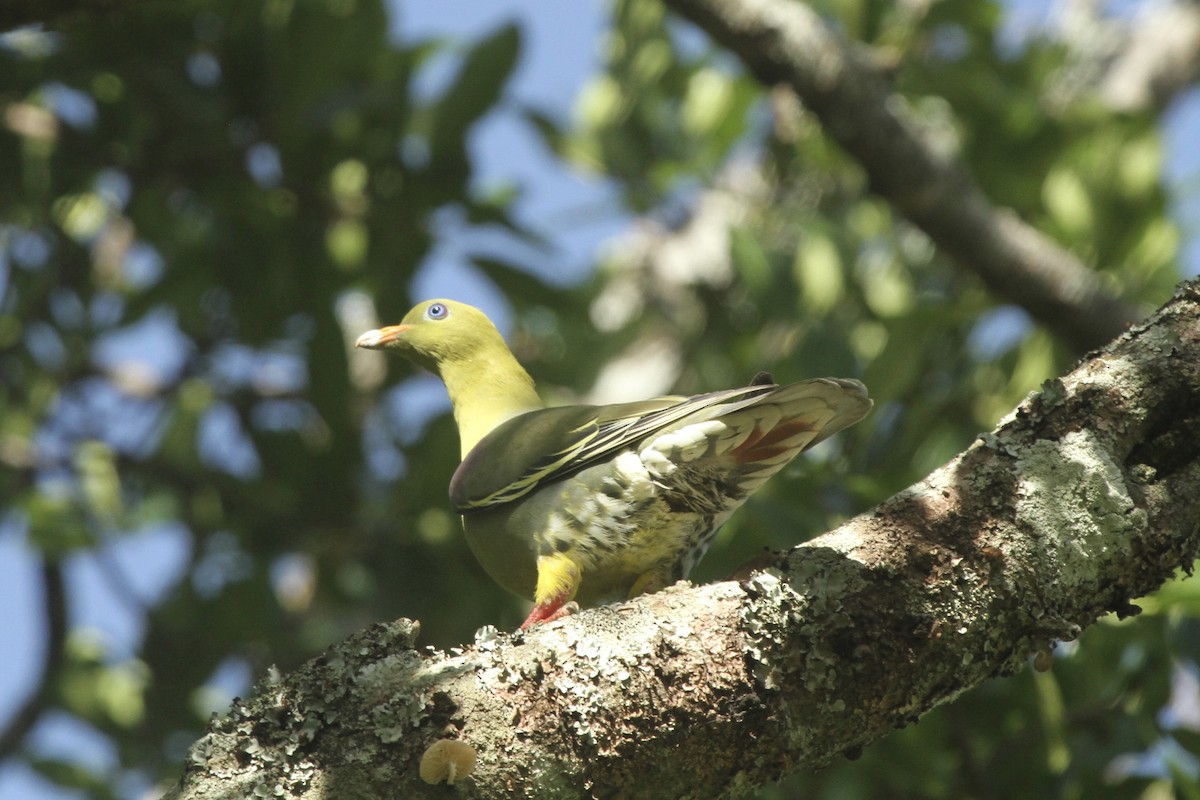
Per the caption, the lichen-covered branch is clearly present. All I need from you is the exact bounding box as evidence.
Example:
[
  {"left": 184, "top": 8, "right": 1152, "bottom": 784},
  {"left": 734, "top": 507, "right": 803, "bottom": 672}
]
[
  {"left": 164, "top": 281, "right": 1200, "bottom": 799},
  {"left": 659, "top": 0, "right": 1141, "bottom": 353}
]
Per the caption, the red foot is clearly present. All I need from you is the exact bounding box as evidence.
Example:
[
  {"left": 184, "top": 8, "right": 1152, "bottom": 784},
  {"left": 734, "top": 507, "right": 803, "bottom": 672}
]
[{"left": 519, "top": 600, "right": 580, "bottom": 630}]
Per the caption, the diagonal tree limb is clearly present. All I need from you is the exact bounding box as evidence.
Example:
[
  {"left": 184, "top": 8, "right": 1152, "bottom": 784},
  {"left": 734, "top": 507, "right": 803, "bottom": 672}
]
[
  {"left": 165, "top": 280, "right": 1200, "bottom": 799},
  {"left": 660, "top": 0, "right": 1142, "bottom": 353}
]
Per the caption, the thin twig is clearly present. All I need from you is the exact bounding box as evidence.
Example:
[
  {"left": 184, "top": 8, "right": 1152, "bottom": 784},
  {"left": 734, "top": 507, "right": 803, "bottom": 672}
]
[{"left": 0, "top": 558, "right": 68, "bottom": 759}]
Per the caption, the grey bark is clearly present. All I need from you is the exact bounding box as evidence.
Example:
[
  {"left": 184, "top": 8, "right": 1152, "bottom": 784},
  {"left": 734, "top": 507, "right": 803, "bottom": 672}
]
[{"left": 164, "top": 280, "right": 1200, "bottom": 799}]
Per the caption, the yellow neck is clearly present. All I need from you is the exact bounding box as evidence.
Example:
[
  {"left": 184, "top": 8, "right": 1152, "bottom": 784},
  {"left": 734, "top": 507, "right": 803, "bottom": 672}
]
[{"left": 439, "top": 347, "right": 542, "bottom": 459}]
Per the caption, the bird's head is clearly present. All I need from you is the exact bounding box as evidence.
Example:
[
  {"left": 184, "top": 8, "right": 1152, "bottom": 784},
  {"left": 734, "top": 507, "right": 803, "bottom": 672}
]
[
  {"left": 355, "top": 299, "right": 541, "bottom": 454},
  {"left": 354, "top": 299, "right": 506, "bottom": 375}
]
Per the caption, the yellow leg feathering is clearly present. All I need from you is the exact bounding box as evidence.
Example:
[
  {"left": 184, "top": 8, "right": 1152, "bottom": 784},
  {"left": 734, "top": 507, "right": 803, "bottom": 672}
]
[{"left": 521, "top": 552, "right": 582, "bottom": 630}]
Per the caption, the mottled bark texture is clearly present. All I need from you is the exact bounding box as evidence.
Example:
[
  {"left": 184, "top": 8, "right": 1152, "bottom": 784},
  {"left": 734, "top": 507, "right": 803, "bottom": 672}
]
[
  {"left": 165, "top": 281, "right": 1200, "bottom": 799},
  {"left": 662, "top": 0, "right": 1141, "bottom": 353}
]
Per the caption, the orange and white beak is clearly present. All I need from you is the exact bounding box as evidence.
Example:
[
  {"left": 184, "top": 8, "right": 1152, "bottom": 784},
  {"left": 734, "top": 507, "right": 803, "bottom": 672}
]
[{"left": 354, "top": 324, "right": 411, "bottom": 349}]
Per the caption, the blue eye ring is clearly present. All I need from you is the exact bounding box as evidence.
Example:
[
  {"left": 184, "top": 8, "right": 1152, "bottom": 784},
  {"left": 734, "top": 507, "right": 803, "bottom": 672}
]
[{"left": 426, "top": 302, "right": 449, "bottom": 320}]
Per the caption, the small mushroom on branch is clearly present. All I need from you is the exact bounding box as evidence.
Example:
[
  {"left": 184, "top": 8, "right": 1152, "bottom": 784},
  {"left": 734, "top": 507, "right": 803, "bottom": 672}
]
[{"left": 419, "top": 739, "right": 477, "bottom": 786}]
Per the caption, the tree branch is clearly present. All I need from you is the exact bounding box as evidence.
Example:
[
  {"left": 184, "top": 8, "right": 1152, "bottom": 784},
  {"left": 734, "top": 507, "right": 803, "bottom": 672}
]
[
  {"left": 1099, "top": 0, "right": 1200, "bottom": 113},
  {"left": 0, "top": 559, "right": 68, "bottom": 760},
  {"left": 165, "top": 280, "right": 1200, "bottom": 799},
  {"left": 0, "top": 0, "right": 148, "bottom": 32},
  {"left": 659, "top": 0, "right": 1142, "bottom": 353}
]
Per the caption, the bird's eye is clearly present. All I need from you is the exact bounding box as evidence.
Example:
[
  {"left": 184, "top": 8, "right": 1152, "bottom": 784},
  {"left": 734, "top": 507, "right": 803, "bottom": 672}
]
[{"left": 426, "top": 303, "right": 448, "bottom": 320}]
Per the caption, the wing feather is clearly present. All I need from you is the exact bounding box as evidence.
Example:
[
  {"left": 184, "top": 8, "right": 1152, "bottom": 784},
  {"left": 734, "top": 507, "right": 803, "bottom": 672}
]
[{"left": 450, "top": 385, "right": 777, "bottom": 512}]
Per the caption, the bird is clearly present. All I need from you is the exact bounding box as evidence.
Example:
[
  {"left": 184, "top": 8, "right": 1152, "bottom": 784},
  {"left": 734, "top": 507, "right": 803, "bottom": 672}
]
[{"left": 356, "top": 299, "right": 872, "bottom": 630}]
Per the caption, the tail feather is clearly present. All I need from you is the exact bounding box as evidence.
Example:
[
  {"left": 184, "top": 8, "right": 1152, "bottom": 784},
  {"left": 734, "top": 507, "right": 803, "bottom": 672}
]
[
  {"left": 730, "top": 417, "right": 822, "bottom": 464},
  {"left": 641, "top": 377, "right": 871, "bottom": 507}
]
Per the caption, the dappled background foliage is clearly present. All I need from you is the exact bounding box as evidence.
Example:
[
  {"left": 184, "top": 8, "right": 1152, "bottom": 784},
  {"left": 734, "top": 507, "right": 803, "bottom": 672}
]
[{"left": 1, "top": 0, "right": 1197, "bottom": 797}]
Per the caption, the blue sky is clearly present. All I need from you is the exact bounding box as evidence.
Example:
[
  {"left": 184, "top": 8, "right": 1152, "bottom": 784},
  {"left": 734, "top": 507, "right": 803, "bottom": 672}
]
[{"left": 2, "top": 1, "right": 1198, "bottom": 798}]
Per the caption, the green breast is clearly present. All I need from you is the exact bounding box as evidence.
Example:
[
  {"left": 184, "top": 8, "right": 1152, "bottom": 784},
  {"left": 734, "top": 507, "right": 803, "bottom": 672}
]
[{"left": 459, "top": 501, "right": 540, "bottom": 602}]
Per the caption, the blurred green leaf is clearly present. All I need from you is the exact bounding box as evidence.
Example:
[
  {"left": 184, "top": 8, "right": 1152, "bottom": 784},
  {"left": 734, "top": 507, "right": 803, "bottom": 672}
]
[{"left": 1043, "top": 166, "right": 1095, "bottom": 238}]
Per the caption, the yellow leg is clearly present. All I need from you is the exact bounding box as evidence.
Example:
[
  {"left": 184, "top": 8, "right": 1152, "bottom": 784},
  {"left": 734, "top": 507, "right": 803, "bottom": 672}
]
[{"left": 521, "top": 552, "right": 582, "bottom": 630}]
